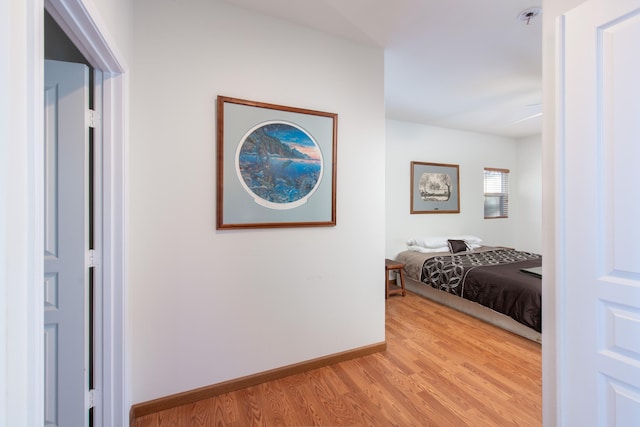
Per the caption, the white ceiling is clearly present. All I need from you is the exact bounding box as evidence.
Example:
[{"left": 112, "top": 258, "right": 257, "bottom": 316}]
[{"left": 222, "top": 0, "right": 543, "bottom": 138}]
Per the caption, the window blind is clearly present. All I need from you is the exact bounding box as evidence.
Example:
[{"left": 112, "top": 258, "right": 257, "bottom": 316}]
[{"left": 484, "top": 168, "right": 509, "bottom": 218}]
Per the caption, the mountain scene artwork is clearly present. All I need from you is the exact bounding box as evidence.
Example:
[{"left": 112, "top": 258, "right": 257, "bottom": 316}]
[{"left": 236, "top": 122, "right": 323, "bottom": 209}]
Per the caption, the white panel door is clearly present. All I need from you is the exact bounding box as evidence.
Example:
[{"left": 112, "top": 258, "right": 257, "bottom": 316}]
[
  {"left": 559, "top": 0, "right": 640, "bottom": 425},
  {"left": 44, "top": 59, "right": 90, "bottom": 427}
]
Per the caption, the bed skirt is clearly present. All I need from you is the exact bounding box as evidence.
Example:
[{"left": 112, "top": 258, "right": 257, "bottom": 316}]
[{"left": 404, "top": 276, "right": 542, "bottom": 343}]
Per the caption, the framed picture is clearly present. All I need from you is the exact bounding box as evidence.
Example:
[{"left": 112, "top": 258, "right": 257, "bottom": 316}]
[
  {"left": 410, "top": 161, "right": 460, "bottom": 214},
  {"left": 216, "top": 96, "right": 337, "bottom": 229}
]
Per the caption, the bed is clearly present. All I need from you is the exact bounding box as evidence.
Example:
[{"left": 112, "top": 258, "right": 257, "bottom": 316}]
[{"left": 395, "top": 237, "right": 542, "bottom": 343}]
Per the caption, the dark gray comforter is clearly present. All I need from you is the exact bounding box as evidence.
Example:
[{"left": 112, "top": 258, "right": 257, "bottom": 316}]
[{"left": 398, "top": 248, "right": 542, "bottom": 332}]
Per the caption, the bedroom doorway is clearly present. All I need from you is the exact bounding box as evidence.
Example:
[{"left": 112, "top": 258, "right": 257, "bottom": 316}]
[
  {"left": 42, "top": 1, "right": 128, "bottom": 425},
  {"left": 44, "top": 12, "right": 101, "bottom": 425}
]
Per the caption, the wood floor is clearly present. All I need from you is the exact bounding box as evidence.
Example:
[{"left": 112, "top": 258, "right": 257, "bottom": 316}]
[{"left": 133, "top": 291, "right": 542, "bottom": 426}]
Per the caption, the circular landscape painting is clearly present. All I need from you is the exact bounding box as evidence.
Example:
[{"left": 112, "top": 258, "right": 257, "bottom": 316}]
[{"left": 235, "top": 121, "right": 323, "bottom": 209}]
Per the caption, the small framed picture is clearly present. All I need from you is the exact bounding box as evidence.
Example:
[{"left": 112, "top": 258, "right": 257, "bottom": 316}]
[{"left": 410, "top": 161, "right": 460, "bottom": 214}]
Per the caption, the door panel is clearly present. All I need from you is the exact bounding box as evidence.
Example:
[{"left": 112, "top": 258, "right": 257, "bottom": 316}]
[
  {"left": 560, "top": 0, "right": 640, "bottom": 425},
  {"left": 44, "top": 59, "right": 90, "bottom": 427}
]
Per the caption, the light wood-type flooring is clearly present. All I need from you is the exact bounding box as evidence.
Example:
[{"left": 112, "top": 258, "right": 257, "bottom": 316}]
[{"left": 134, "top": 291, "right": 542, "bottom": 426}]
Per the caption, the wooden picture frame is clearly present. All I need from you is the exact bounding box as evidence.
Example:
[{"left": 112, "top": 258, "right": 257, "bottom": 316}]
[
  {"left": 216, "top": 96, "right": 337, "bottom": 229},
  {"left": 410, "top": 161, "right": 460, "bottom": 214}
]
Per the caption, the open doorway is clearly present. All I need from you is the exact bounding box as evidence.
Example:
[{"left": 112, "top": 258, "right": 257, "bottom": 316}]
[
  {"left": 43, "top": 1, "right": 128, "bottom": 425},
  {"left": 44, "top": 11, "right": 100, "bottom": 425}
]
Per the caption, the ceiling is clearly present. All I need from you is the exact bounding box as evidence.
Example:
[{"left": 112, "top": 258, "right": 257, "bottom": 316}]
[{"left": 222, "top": 0, "right": 543, "bottom": 138}]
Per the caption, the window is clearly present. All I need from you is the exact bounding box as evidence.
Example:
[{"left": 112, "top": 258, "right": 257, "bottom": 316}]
[{"left": 484, "top": 168, "right": 509, "bottom": 218}]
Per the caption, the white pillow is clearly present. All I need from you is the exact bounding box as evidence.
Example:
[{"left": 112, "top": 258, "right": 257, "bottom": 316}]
[
  {"left": 407, "top": 235, "right": 483, "bottom": 248},
  {"left": 406, "top": 236, "right": 447, "bottom": 248},
  {"left": 407, "top": 245, "right": 450, "bottom": 253},
  {"left": 452, "top": 235, "right": 483, "bottom": 244}
]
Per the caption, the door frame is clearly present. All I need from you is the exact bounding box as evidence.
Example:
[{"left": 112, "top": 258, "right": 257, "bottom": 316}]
[
  {"left": 45, "top": 1, "right": 129, "bottom": 424},
  {"left": 18, "top": 0, "right": 128, "bottom": 425}
]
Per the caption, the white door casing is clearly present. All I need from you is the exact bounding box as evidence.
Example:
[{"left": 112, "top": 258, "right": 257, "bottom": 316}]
[
  {"left": 558, "top": 0, "right": 640, "bottom": 425},
  {"left": 44, "top": 2, "right": 129, "bottom": 425},
  {"left": 44, "top": 59, "right": 90, "bottom": 427}
]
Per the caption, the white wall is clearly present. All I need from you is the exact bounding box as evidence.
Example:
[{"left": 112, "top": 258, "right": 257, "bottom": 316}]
[
  {"left": 1, "top": 3, "right": 36, "bottom": 425},
  {"left": 515, "top": 134, "right": 542, "bottom": 254},
  {"left": 131, "top": 0, "right": 386, "bottom": 404},
  {"left": 385, "top": 119, "right": 541, "bottom": 259},
  {"left": 90, "top": 0, "right": 133, "bottom": 61}
]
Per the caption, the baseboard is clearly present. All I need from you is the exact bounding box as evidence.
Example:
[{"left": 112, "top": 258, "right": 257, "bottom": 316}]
[{"left": 129, "top": 341, "right": 386, "bottom": 422}]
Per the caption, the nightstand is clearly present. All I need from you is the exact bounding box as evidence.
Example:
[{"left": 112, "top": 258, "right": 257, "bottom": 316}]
[{"left": 385, "top": 259, "right": 406, "bottom": 298}]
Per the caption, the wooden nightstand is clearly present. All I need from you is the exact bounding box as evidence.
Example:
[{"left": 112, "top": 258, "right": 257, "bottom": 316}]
[{"left": 385, "top": 259, "right": 406, "bottom": 298}]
